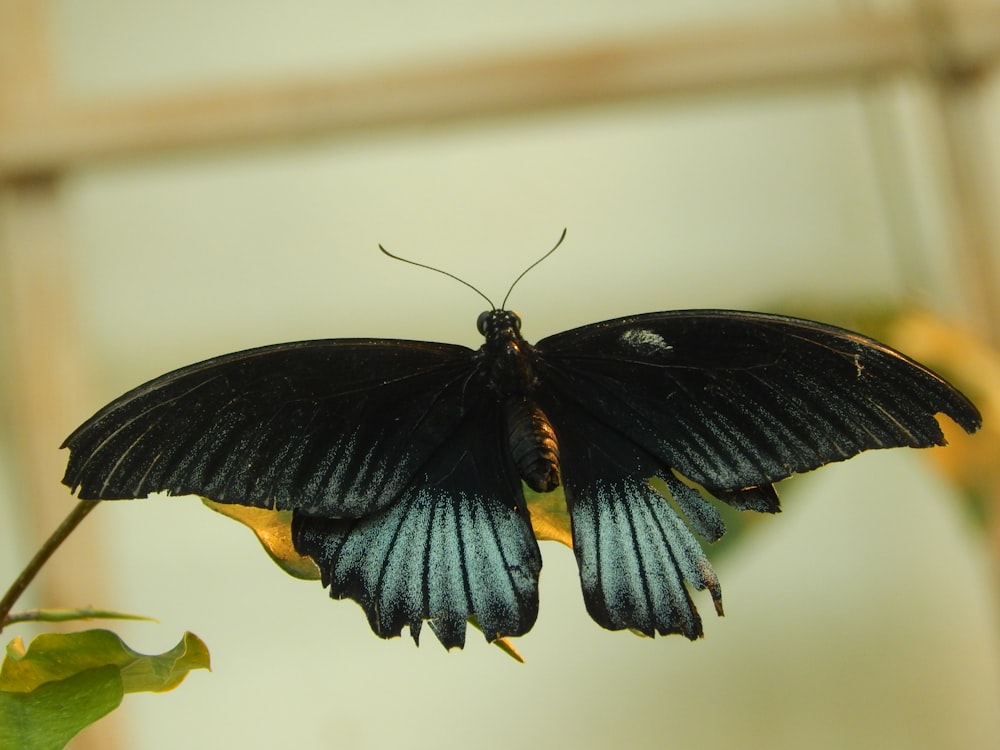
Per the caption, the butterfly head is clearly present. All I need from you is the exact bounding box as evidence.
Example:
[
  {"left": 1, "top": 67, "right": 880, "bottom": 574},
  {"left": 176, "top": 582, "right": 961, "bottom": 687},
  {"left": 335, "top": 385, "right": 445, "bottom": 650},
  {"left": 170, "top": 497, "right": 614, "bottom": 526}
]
[
  {"left": 476, "top": 309, "right": 537, "bottom": 393},
  {"left": 477, "top": 309, "right": 522, "bottom": 340}
]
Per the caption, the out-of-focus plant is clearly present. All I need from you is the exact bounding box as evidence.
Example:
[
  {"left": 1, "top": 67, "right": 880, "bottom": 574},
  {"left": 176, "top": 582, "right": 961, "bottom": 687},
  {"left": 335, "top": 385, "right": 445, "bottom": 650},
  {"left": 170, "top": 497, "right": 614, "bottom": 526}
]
[{"left": 0, "top": 501, "right": 210, "bottom": 749}]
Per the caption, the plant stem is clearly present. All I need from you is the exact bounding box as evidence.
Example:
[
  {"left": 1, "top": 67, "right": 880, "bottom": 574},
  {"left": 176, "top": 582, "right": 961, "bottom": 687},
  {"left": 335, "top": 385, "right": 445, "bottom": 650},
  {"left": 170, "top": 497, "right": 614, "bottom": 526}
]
[{"left": 0, "top": 500, "right": 100, "bottom": 631}]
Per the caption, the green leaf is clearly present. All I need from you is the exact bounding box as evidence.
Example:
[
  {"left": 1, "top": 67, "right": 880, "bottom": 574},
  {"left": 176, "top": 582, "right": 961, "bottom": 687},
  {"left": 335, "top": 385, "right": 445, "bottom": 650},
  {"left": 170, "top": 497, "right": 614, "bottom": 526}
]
[
  {"left": 1, "top": 629, "right": 210, "bottom": 694},
  {"left": 3, "top": 607, "right": 155, "bottom": 626},
  {"left": 0, "top": 630, "right": 209, "bottom": 749},
  {"left": 202, "top": 498, "right": 321, "bottom": 580},
  {"left": 0, "top": 665, "right": 123, "bottom": 750}
]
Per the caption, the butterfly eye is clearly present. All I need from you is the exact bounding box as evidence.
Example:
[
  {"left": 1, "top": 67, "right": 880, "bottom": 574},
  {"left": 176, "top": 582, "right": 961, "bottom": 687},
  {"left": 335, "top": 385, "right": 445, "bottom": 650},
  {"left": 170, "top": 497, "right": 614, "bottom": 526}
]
[
  {"left": 477, "top": 311, "right": 492, "bottom": 335},
  {"left": 508, "top": 311, "right": 522, "bottom": 331}
]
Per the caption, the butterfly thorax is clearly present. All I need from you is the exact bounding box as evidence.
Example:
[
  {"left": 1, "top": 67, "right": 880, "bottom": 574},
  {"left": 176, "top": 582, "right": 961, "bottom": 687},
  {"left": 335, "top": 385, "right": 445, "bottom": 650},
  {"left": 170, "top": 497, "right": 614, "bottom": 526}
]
[{"left": 476, "top": 309, "right": 561, "bottom": 493}]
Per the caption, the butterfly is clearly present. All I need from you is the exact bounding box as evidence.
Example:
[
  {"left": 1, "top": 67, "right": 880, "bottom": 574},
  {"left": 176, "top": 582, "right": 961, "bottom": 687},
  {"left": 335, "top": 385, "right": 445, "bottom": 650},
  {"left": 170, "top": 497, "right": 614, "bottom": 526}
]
[{"left": 61, "top": 235, "right": 982, "bottom": 650}]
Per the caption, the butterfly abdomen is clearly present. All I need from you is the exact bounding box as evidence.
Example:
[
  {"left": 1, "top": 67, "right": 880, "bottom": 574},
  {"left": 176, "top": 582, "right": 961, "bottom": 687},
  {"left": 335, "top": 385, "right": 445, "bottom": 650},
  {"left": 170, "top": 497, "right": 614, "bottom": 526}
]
[{"left": 504, "top": 397, "right": 561, "bottom": 493}]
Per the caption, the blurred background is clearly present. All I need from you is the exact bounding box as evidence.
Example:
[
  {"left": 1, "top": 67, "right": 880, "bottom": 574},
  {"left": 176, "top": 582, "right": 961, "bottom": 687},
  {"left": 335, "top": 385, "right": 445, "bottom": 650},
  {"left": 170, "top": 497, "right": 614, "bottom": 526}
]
[{"left": 1, "top": 0, "right": 999, "bottom": 747}]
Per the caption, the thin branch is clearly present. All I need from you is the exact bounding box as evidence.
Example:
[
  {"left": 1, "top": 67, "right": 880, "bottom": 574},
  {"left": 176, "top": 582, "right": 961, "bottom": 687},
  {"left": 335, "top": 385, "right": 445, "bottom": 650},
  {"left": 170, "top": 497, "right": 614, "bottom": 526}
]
[{"left": 0, "top": 499, "right": 100, "bottom": 631}]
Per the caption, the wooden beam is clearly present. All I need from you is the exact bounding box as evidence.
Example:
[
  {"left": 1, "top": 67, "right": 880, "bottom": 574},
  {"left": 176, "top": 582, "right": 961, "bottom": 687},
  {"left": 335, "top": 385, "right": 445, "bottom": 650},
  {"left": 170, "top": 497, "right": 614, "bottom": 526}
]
[
  {"left": 0, "top": 3, "right": 122, "bottom": 747},
  {"left": 0, "top": 180, "right": 125, "bottom": 750},
  {"left": 0, "top": 0, "right": 55, "bottom": 120},
  {"left": 1, "top": 4, "right": 999, "bottom": 178}
]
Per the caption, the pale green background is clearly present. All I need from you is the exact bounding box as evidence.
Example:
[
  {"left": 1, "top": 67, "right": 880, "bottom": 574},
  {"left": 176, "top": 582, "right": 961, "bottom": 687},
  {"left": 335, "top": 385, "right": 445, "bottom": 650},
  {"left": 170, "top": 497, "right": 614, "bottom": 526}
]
[{"left": 2, "top": 1, "right": 999, "bottom": 748}]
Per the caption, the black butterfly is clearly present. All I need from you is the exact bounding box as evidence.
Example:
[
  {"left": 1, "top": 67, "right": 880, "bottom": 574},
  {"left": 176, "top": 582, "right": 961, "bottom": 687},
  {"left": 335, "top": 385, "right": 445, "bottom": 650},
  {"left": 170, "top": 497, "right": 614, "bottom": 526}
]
[{"left": 61, "top": 242, "right": 981, "bottom": 650}]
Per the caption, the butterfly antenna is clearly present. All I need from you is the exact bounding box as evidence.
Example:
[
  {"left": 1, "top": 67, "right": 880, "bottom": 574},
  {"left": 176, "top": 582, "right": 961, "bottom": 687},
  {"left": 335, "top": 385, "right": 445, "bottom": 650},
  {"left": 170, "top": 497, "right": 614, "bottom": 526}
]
[
  {"left": 379, "top": 244, "right": 496, "bottom": 309},
  {"left": 500, "top": 228, "right": 567, "bottom": 309}
]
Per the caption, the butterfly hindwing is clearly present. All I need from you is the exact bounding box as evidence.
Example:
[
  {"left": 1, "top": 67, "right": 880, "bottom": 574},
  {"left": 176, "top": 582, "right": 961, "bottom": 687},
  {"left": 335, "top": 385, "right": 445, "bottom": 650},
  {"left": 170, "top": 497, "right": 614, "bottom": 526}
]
[
  {"left": 292, "top": 397, "right": 541, "bottom": 648},
  {"left": 541, "top": 384, "right": 722, "bottom": 638},
  {"left": 62, "top": 339, "right": 478, "bottom": 517}
]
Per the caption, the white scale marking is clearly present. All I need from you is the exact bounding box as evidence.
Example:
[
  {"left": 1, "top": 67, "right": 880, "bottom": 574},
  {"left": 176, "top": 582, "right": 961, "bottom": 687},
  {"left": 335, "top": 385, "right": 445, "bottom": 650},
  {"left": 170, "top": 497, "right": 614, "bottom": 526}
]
[{"left": 620, "top": 328, "right": 673, "bottom": 354}]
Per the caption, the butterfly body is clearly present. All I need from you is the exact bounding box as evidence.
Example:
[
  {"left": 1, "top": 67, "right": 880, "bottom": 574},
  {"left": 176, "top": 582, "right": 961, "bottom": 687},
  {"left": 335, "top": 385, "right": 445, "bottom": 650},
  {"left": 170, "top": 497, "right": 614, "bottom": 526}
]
[
  {"left": 62, "top": 307, "right": 981, "bottom": 649},
  {"left": 503, "top": 397, "right": 561, "bottom": 493},
  {"left": 476, "top": 309, "right": 561, "bottom": 493}
]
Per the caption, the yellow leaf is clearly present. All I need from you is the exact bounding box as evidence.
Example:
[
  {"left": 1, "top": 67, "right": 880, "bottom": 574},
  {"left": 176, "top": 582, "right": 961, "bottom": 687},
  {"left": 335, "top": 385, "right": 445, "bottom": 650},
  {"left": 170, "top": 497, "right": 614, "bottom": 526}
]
[
  {"left": 525, "top": 485, "right": 573, "bottom": 548},
  {"left": 202, "top": 499, "right": 320, "bottom": 580}
]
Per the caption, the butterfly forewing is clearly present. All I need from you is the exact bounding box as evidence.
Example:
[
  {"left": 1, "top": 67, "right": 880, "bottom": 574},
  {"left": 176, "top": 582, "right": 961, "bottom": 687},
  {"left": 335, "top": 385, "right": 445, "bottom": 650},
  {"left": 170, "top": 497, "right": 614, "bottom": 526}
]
[
  {"left": 535, "top": 310, "right": 981, "bottom": 494},
  {"left": 62, "top": 339, "right": 478, "bottom": 516}
]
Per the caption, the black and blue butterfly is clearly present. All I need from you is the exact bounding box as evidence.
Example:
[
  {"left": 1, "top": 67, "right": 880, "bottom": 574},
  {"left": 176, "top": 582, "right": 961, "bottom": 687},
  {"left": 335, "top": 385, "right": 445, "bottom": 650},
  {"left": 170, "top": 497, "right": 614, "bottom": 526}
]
[{"left": 61, "top": 237, "right": 981, "bottom": 649}]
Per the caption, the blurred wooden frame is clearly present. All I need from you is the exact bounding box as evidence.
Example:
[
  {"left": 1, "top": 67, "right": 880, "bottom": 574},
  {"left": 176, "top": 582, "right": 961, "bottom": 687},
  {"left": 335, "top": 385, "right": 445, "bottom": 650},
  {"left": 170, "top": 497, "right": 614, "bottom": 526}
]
[
  {"left": 2, "top": 2, "right": 1000, "bottom": 174},
  {"left": 0, "top": 1, "right": 998, "bottom": 746}
]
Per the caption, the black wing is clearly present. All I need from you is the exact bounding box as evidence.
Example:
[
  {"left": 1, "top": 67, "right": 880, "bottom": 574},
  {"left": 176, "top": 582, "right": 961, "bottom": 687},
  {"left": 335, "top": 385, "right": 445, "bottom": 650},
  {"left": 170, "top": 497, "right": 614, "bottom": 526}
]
[
  {"left": 293, "top": 397, "right": 540, "bottom": 649},
  {"left": 63, "top": 339, "right": 477, "bottom": 516},
  {"left": 534, "top": 310, "right": 981, "bottom": 637},
  {"left": 62, "top": 338, "right": 542, "bottom": 647}
]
